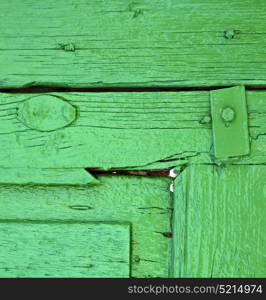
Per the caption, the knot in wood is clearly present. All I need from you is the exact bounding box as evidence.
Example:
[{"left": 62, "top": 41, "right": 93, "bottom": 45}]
[{"left": 224, "top": 30, "right": 236, "bottom": 40}]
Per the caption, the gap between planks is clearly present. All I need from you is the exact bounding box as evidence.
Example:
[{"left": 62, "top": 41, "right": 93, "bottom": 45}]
[
  {"left": 86, "top": 165, "right": 187, "bottom": 178},
  {"left": 1, "top": 85, "right": 266, "bottom": 94},
  {"left": 86, "top": 168, "right": 173, "bottom": 178}
]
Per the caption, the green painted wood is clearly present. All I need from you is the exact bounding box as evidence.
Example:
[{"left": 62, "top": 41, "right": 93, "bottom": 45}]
[
  {"left": 0, "top": 90, "right": 265, "bottom": 170},
  {"left": 211, "top": 86, "right": 250, "bottom": 159},
  {"left": 0, "top": 168, "right": 98, "bottom": 185},
  {"left": 0, "top": 176, "right": 171, "bottom": 278},
  {"left": 0, "top": 222, "right": 130, "bottom": 278},
  {"left": 171, "top": 165, "right": 266, "bottom": 278},
  {"left": 0, "top": 0, "right": 266, "bottom": 88}
]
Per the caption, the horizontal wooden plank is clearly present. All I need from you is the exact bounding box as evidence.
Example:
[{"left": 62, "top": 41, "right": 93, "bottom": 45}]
[
  {"left": 0, "top": 0, "right": 266, "bottom": 88},
  {"left": 171, "top": 165, "right": 266, "bottom": 277},
  {"left": 0, "top": 176, "right": 171, "bottom": 277},
  {"left": 0, "top": 222, "right": 130, "bottom": 278},
  {"left": 0, "top": 90, "right": 265, "bottom": 169}
]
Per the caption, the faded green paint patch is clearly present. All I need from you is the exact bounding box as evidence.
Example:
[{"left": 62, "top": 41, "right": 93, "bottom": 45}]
[
  {"left": 171, "top": 165, "right": 266, "bottom": 278},
  {"left": 17, "top": 95, "right": 77, "bottom": 132},
  {"left": 0, "top": 222, "right": 130, "bottom": 278}
]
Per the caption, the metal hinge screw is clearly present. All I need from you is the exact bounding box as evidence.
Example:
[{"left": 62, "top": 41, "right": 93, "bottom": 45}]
[{"left": 221, "top": 107, "right": 235, "bottom": 123}]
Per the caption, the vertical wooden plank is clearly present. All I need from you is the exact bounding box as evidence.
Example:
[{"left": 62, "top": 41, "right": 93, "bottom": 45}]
[
  {"left": 171, "top": 165, "right": 266, "bottom": 277},
  {"left": 210, "top": 86, "right": 250, "bottom": 159}
]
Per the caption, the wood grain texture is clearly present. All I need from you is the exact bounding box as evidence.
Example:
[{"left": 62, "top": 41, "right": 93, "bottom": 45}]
[
  {"left": 0, "top": 222, "right": 130, "bottom": 278},
  {"left": 0, "top": 90, "right": 265, "bottom": 170},
  {"left": 0, "top": 176, "right": 172, "bottom": 278},
  {"left": 171, "top": 165, "right": 266, "bottom": 278},
  {"left": 0, "top": 0, "right": 266, "bottom": 88}
]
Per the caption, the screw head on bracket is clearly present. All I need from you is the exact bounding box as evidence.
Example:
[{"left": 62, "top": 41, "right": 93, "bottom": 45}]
[{"left": 221, "top": 107, "right": 235, "bottom": 123}]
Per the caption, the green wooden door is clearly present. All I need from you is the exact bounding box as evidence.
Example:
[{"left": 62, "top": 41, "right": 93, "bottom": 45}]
[{"left": 0, "top": 0, "right": 266, "bottom": 278}]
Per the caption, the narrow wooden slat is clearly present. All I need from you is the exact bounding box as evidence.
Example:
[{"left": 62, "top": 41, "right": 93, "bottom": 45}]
[
  {"left": 0, "top": 176, "right": 171, "bottom": 277},
  {"left": 0, "top": 222, "right": 130, "bottom": 278},
  {"left": 171, "top": 165, "right": 266, "bottom": 277},
  {"left": 0, "top": 90, "right": 265, "bottom": 169},
  {"left": 0, "top": 0, "right": 266, "bottom": 88}
]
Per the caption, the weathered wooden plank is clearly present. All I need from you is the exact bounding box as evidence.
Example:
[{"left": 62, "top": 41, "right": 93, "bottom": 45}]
[
  {"left": 0, "top": 176, "right": 171, "bottom": 277},
  {"left": 171, "top": 165, "right": 266, "bottom": 277},
  {"left": 0, "top": 90, "right": 265, "bottom": 169},
  {"left": 0, "top": 222, "right": 130, "bottom": 278},
  {"left": 0, "top": 0, "right": 266, "bottom": 88}
]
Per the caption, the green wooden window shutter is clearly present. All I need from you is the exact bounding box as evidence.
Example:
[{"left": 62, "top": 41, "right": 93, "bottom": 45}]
[{"left": 0, "top": 0, "right": 265, "bottom": 278}]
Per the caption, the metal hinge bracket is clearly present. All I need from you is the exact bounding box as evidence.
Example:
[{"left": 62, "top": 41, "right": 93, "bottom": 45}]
[{"left": 210, "top": 86, "right": 250, "bottom": 160}]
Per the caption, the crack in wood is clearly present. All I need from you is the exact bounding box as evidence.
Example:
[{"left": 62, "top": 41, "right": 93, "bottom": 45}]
[{"left": 1, "top": 85, "right": 266, "bottom": 94}]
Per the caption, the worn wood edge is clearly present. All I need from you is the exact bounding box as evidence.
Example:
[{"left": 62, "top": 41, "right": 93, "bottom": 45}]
[
  {"left": 0, "top": 168, "right": 98, "bottom": 185},
  {"left": 0, "top": 221, "right": 130, "bottom": 278}
]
